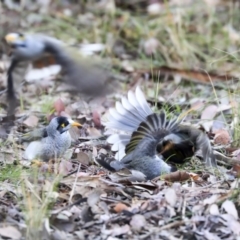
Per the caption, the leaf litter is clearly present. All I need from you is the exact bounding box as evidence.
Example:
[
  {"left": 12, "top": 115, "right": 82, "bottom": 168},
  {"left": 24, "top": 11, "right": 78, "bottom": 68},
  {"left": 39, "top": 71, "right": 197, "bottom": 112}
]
[{"left": 1, "top": 0, "right": 240, "bottom": 239}]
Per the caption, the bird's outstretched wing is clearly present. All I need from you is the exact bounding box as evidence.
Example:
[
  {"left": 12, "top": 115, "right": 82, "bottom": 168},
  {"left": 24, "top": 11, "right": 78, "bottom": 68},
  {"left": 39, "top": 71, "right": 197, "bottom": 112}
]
[
  {"left": 5, "top": 33, "right": 118, "bottom": 115},
  {"left": 19, "top": 127, "right": 48, "bottom": 143},
  {"left": 104, "top": 86, "right": 217, "bottom": 168}
]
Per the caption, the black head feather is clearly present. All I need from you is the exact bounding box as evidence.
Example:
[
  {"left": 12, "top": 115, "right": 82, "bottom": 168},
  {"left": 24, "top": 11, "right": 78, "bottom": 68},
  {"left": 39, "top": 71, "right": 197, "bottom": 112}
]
[{"left": 56, "top": 116, "right": 70, "bottom": 133}]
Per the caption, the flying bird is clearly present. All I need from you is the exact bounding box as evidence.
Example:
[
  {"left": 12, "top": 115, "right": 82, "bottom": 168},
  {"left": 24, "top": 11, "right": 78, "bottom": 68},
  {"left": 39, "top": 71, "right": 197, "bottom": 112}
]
[{"left": 4, "top": 32, "right": 117, "bottom": 116}]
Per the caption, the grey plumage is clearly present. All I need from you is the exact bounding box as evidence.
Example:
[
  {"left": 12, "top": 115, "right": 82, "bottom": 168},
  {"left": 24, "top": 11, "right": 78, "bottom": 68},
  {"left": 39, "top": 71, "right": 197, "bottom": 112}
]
[
  {"left": 103, "top": 86, "right": 217, "bottom": 172},
  {"left": 24, "top": 116, "right": 81, "bottom": 161},
  {"left": 20, "top": 127, "right": 47, "bottom": 142},
  {"left": 98, "top": 112, "right": 179, "bottom": 180}
]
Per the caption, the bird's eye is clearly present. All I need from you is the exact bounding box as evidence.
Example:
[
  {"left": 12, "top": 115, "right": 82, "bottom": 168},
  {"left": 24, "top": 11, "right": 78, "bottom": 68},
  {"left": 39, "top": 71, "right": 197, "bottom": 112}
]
[
  {"left": 61, "top": 123, "right": 65, "bottom": 128},
  {"left": 18, "top": 33, "right": 25, "bottom": 40}
]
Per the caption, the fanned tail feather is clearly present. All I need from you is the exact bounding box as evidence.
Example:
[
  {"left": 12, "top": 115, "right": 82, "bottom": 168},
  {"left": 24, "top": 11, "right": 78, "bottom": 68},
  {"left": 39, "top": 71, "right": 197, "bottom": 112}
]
[
  {"left": 196, "top": 132, "right": 217, "bottom": 167},
  {"left": 126, "top": 112, "right": 180, "bottom": 154}
]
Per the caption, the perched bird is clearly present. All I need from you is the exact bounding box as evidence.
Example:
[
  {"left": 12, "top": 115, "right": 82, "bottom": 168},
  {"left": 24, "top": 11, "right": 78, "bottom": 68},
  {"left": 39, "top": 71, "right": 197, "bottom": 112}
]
[
  {"left": 23, "top": 116, "right": 81, "bottom": 161},
  {"left": 96, "top": 87, "right": 217, "bottom": 180},
  {"left": 4, "top": 32, "right": 116, "bottom": 115}
]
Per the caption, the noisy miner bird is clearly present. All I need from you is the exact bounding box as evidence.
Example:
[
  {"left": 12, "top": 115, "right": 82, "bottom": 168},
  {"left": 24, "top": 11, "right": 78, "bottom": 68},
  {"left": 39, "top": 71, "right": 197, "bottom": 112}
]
[
  {"left": 4, "top": 32, "right": 117, "bottom": 116},
  {"left": 96, "top": 86, "right": 217, "bottom": 180},
  {"left": 23, "top": 116, "right": 81, "bottom": 161}
]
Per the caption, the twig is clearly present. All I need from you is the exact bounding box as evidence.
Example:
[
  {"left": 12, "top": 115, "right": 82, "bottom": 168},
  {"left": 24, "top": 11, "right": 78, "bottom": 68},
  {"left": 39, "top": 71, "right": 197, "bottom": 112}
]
[
  {"left": 52, "top": 197, "right": 87, "bottom": 215},
  {"left": 63, "top": 169, "right": 78, "bottom": 178},
  {"left": 159, "top": 220, "right": 185, "bottom": 231},
  {"left": 68, "top": 163, "right": 81, "bottom": 204},
  {"left": 214, "top": 150, "right": 239, "bottom": 165}
]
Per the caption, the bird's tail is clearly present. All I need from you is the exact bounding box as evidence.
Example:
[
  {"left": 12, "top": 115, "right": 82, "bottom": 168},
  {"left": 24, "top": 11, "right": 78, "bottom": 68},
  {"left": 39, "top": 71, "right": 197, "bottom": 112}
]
[
  {"left": 196, "top": 130, "right": 217, "bottom": 167},
  {"left": 125, "top": 112, "right": 180, "bottom": 155},
  {"left": 95, "top": 154, "right": 117, "bottom": 171},
  {"left": 105, "top": 86, "right": 154, "bottom": 160}
]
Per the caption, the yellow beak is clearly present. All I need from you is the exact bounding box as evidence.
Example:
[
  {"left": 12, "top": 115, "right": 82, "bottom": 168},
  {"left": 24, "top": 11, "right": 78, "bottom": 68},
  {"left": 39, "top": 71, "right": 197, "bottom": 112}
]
[
  {"left": 70, "top": 121, "right": 82, "bottom": 127},
  {"left": 5, "top": 33, "right": 19, "bottom": 44}
]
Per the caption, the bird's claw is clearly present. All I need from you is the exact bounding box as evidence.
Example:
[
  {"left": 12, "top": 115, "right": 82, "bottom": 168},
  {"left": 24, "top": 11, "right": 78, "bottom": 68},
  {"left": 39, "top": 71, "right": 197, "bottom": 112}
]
[{"left": 31, "top": 159, "right": 43, "bottom": 167}]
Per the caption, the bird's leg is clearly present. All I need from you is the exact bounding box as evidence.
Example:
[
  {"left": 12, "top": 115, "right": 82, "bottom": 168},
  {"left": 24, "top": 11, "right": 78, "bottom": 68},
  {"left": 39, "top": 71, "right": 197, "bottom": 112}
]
[
  {"left": 31, "top": 159, "right": 55, "bottom": 173},
  {"left": 31, "top": 159, "right": 43, "bottom": 167},
  {"left": 48, "top": 159, "right": 56, "bottom": 173}
]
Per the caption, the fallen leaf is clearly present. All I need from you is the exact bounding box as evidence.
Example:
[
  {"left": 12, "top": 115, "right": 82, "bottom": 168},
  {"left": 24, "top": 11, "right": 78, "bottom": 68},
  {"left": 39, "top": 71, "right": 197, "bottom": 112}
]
[
  {"left": 165, "top": 188, "right": 177, "bottom": 207},
  {"left": 0, "top": 226, "right": 22, "bottom": 239},
  {"left": 232, "top": 164, "right": 240, "bottom": 177},
  {"left": 163, "top": 171, "right": 190, "bottom": 182},
  {"left": 92, "top": 110, "right": 101, "bottom": 128},
  {"left": 222, "top": 214, "right": 240, "bottom": 235},
  {"left": 189, "top": 172, "right": 202, "bottom": 182},
  {"left": 87, "top": 189, "right": 102, "bottom": 207},
  {"left": 201, "top": 105, "right": 218, "bottom": 120},
  {"left": 203, "top": 195, "right": 219, "bottom": 205},
  {"left": 113, "top": 203, "right": 129, "bottom": 213},
  {"left": 209, "top": 204, "right": 219, "bottom": 215},
  {"left": 121, "top": 60, "right": 134, "bottom": 72},
  {"left": 222, "top": 200, "right": 238, "bottom": 220},
  {"left": 58, "top": 160, "right": 72, "bottom": 175},
  {"left": 23, "top": 115, "right": 39, "bottom": 128},
  {"left": 77, "top": 152, "right": 91, "bottom": 165},
  {"left": 130, "top": 214, "right": 146, "bottom": 231},
  {"left": 111, "top": 224, "right": 130, "bottom": 237},
  {"left": 231, "top": 149, "right": 240, "bottom": 161},
  {"left": 213, "top": 129, "right": 231, "bottom": 145},
  {"left": 54, "top": 98, "right": 65, "bottom": 115},
  {"left": 87, "top": 127, "right": 102, "bottom": 137},
  {"left": 109, "top": 169, "right": 146, "bottom": 182}
]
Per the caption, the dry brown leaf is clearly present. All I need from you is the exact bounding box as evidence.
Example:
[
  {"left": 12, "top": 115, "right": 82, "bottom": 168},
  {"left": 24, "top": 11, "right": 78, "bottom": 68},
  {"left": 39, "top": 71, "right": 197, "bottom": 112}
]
[
  {"left": 54, "top": 98, "right": 65, "bottom": 115},
  {"left": 130, "top": 214, "right": 146, "bottom": 231},
  {"left": 0, "top": 151, "right": 15, "bottom": 164},
  {"left": 189, "top": 172, "right": 202, "bottom": 182},
  {"left": 92, "top": 110, "right": 101, "bottom": 128},
  {"left": 77, "top": 152, "right": 91, "bottom": 165},
  {"left": 0, "top": 226, "right": 22, "bottom": 239},
  {"left": 231, "top": 149, "right": 240, "bottom": 161},
  {"left": 232, "top": 164, "right": 240, "bottom": 177},
  {"left": 213, "top": 129, "right": 231, "bottom": 145},
  {"left": 113, "top": 203, "right": 129, "bottom": 213},
  {"left": 163, "top": 171, "right": 190, "bottom": 182},
  {"left": 23, "top": 115, "right": 39, "bottom": 128},
  {"left": 139, "top": 66, "right": 234, "bottom": 85},
  {"left": 58, "top": 160, "right": 72, "bottom": 175}
]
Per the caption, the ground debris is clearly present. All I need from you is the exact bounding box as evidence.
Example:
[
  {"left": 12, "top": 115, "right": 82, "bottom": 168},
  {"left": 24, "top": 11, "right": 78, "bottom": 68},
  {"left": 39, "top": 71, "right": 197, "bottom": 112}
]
[{"left": 1, "top": 0, "right": 240, "bottom": 239}]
